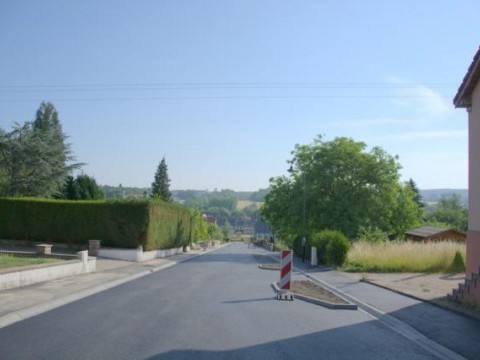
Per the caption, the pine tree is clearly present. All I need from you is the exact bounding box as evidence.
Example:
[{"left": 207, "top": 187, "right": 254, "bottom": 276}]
[
  {"left": 58, "top": 174, "right": 104, "bottom": 200},
  {"left": 151, "top": 157, "right": 172, "bottom": 201},
  {"left": 406, "top": 178, "right": 424, "bottom": 208},
  {"left": 0, "top": 102, "right": 82, "bottom": 197},
  {"left": 32, "top": 102, "right": 76, "bottom": 196}
]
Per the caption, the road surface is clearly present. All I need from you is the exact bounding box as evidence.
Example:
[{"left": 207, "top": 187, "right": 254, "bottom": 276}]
[{"left": 0, "top": 243, "right": 449, "bottom": 359}]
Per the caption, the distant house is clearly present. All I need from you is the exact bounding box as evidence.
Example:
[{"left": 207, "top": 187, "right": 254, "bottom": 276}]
[
  {"left": 202, "top": 214, "right": 216, "bottom": 225},
  {"left": 405, "top": 226, "right": 465, "bottom": 242}
]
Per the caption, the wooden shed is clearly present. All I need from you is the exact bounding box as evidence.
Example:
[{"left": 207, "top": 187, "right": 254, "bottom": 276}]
[{"left": 405, "top": 226, "right": 466, "bottom": 242}]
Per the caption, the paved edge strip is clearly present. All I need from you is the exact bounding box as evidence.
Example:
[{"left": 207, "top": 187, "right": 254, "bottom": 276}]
[
  {"left": 360, "top": 278, "right": 480, "bottom": 322},
  {"left": 0, "top": 243, "right": 232, "bottom": 329},
  {"left": 263, "top": 251, "right": 466, "bottom": 360}
]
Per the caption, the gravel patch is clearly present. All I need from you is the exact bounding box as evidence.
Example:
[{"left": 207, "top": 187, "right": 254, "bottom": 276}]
[{"left": 292, "top": 280, "right": 348, "bottom": 305}]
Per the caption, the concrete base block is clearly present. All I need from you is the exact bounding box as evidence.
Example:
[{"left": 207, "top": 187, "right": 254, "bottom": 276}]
[
  {"left": 36, "top": 244, "right": 52, "bottom": 255},
  {"left": 98, "top": 246, "right": 184, "bottom": 262}
]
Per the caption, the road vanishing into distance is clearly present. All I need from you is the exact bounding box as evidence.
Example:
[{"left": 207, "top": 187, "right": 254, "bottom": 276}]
[{"left": 0, "top": 243, "right": 464, "bottom": 359}]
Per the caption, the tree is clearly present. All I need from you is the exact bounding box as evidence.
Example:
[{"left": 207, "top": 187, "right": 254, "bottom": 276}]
[
  {"left": 427, "top": 194, "right": 468, "bottom": 231},
  {"left": 406, "top": 178, "right": 424, "bottom": 209},
  {"left": 58, "top": 174, "right": 104, "bottom": 200},
  {"left": 151, "top": 157, "right": 172, "bottom": 201},
  {"left": 391, "top": 183, "right": 423, "bottom": 237},
  {"left": 0, "top": 102, "right": 80, "bottom": 197},
  {"left": 0, "top": 122, "right": 44, "bottom": 196},
  {"left": 61, "top": 176, "right": 79, "bottom": 200},
  {"left": 31, "top": 102, "right": 79, "bottom": 196},
  {"left": 262, "top": 136, "right": 421, "bottom": 244},
  {"left": 262, "top": 176, "right": 296, "bottom": 239}
]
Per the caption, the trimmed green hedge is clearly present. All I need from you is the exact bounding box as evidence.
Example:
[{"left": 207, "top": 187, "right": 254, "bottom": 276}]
[{"left": 0, "top": 198, "right": 192, "bottom": 250}]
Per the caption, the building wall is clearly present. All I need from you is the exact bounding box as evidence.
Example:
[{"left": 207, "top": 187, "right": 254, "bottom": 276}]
[
  {"left": 429, "top": 232, "right": 465, "bottom": 242},
  {"left": 467, "top": 82, "right": 480, "bottom": 274}
]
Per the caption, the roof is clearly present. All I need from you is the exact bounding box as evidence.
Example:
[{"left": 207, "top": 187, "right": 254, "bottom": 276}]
[
  {"left": 405, "top": 226, "right": 464, "bottom": 238},
  {"left": 454, "top": 46, "right": 480, "bottom": 108}
]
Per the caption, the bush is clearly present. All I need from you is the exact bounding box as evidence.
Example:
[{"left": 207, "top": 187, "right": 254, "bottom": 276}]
[
  {"left": 311, "top": 229, "right": 350, "bottom": 266},
  {"left": 448, "top": 250, "right": 465, "bottom": 273}
]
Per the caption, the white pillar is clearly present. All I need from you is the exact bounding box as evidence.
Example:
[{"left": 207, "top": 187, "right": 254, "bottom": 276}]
[{"left": 311, "top": 246, "right": 318, "bottom": 266}]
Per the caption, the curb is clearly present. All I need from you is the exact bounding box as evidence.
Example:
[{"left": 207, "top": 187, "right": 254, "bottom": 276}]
[
  {"left": 0, "top": 243, "right": 232, "bottom": 329},
  {"left": 270, "top": 281, "right": 357, "bottom": 309}
]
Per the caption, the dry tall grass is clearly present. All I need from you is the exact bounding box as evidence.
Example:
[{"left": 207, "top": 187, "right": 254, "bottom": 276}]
[{"left": 343, "top": 241, "right": 466, "bottom": 273}]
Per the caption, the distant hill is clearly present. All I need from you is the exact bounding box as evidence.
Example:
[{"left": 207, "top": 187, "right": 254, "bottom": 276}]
[
  {"left": 420, "top": 189, "right": 468, "bottom": 207},
  {"left": 101, "top": 186, "right": 270, "bottom": 205}
]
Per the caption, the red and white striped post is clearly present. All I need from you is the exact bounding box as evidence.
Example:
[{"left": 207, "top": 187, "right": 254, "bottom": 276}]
[{"left": 279, "top": 250, "right": 293, "bottom": 290}]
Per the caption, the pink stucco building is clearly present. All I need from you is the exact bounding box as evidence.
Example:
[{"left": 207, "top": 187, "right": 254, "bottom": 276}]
[{"left": 452, "top": 47, "right": 480, "bottom": 305}]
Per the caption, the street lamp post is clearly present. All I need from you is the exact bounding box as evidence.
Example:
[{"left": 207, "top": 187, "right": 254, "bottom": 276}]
[
  {"left": 289, "top": 165, "right": 307, "bottom": 263},
  {"left": 301, "top": 170, "right": 306, "bottom": 263}
]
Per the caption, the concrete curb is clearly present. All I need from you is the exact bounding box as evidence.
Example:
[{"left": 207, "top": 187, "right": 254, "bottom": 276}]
[
  {"left": 0, "top": 243, "right": 232, "bottom": 329},
  {"left": 270, "top": 281, "right": 357, "bottom": 310}
]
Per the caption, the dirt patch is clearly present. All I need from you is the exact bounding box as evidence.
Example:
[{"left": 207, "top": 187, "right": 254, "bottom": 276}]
[{"left": 292, "top": 280, "right": 348, "bottom": 304}]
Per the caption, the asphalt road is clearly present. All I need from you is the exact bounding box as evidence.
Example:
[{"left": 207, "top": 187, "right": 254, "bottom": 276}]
[{"left": 0, "top": 243, "right": 442, "bottom": 359}]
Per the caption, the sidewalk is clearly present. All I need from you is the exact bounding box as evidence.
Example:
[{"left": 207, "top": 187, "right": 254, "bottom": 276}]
[{"left": 0, "top": 246, "right": 224, "bottom": 329}]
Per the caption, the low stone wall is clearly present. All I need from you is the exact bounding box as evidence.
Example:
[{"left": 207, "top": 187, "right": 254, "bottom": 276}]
[
  {"left": 98, "top": 246, "right": 184, "bottom": 262},
  {"left": 0, "top": 251, "right": 96, "bottom": 290}
]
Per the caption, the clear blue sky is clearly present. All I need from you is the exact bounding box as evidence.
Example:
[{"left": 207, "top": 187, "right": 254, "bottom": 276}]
[{"left": 0, "top": 1, "right": 478, "bottom": 191}]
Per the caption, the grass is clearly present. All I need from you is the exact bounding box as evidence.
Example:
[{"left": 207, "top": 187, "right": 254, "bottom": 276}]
[
  {"left": 0, "top": 253, "right": 61, "bottom": 270},
  {"left": 343, "top": 241, "right": 466, "bottom": 273},
  {"left": 236, "top": 200, "right": 263, "bottom": 210}
]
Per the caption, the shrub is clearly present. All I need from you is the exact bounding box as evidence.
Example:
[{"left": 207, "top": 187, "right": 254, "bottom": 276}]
[
  {"left": 311, "top": 229, "right": 350, "bottom": 266},
  {"left": 448, "top": 250, "right": 465, "bottom": 273}
]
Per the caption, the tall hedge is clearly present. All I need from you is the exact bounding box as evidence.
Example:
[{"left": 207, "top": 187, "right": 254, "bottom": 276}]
[{"left": 0, "top": 198, "right": 192, "bottom": 250}]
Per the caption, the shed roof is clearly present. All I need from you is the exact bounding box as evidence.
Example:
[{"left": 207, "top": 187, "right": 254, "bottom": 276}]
[
  {"left": 454, "top": 46, "right": 480, "bottom": 108},
  {"left": 405, "top": 226, "right": 464, "bottom": 238}
]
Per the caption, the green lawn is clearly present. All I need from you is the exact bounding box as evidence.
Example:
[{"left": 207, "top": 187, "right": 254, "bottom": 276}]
[{"left": 0, "top": 253, "right": 61, "bottom": 270}]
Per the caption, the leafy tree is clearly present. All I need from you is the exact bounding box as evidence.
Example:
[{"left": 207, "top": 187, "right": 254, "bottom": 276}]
[
  {"left": 262, "top": 136, "right": 422, "bottom": 244},
  {"left": 151, "top": 157, "right": 172, "bottom": 201},
  {"left": 427, "top": 194, "right": 468, "bottom": 231},
  {"left": 74, "top": 174, "right": 104, "bottom": 200},
  {"left": 391, "top": 183, "right": 423, "bottom": 237},
  {"left": 191, "top": 209, "right": 209, "bottom": 241},
  {"left": 261, "top": 176, "right": 296, "bottom": 239}
]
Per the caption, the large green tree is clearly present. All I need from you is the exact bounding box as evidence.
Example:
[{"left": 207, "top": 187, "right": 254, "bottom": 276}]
[
  {"left": 0, "top": 102, "right": 80, "bottom": 197},
  {"left": 262, "top": 136, "right": 422, "bottom": 242},
  {"left": 151, "top": 157, "right": 172, "bottom": 201}
]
